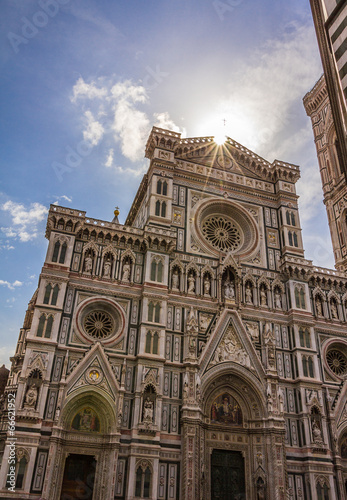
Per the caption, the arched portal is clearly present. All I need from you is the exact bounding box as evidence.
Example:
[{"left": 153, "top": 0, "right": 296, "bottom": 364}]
[
  {"left": 43, "top": 390, "right": 119, "bottom": 500},
  {"left": 195, "top": 364, "right": 282, "bottom": 500}
]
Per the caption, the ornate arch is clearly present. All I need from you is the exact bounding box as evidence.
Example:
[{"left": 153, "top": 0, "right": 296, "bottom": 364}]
[
  {"left": 60, "top": 389, "right": 118, "bottom": 435},
  {"left": 121, "top": 248, "right": 136, "bottom": 263},
  {"left": 101, "top": 244, "right": 117, "bottom": 259}
]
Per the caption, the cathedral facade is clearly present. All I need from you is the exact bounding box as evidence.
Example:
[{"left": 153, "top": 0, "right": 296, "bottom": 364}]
[{"left": 1, "top": 126, "right": 347, "bottom": 499}]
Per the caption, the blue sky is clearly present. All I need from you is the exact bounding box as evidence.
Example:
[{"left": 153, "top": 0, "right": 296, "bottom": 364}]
[{"left": 0, "top": 0, "right": 332, "bottom": 367}]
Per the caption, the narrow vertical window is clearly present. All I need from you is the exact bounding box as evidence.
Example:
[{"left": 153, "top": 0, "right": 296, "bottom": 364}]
[
  {"left": 135, "top": 467, "right": 142, "bottom": 497},
  {"left": 300, "top": 289, "right": 305, "bottom": 309},
  {"left": 45, "top": 316, "right": 53, "bottom": 338},
  {"left": 293, "top": 232, "right": 298, "bottom": 247},
  {"left": 148, "top": 303, "right": 154, "bottom": 322},
  {"left": 143, "top": 467, "right": 151, "bottom": 498},
  {"left": 150, "top": 261, "right": 157, "bottom": 281},
  {"left": 51, "top": 285, "right": 59, "bottom": 306},
  {"left": 157, "top": 179, "right": 162, "bottom": 194},
  {"left": 52, "top": 241, "right": 60, "bottom": 262},
  {"left": 152, "top": 332, "right": 159, "bottom": 354},
  {"left": 308, "top": 357, "right": 314, "bottom": 378},
  {"left": 15, "top": 457, "right": 27, "bottom": 489},
  {"left": 157, "top": 261, "right": 163, "bottom": 282},
  {"left": 154, "top": 303, "right": 160, "bottom": 323},
  {"left": 288, "top": 231, "right": 293, "bottom": 246},
  {"left": 59, "top": 242, "right": 67, "bottom": 264},
  {"left": 162, "top": 181, "right": 168, "bottom": 196},
  {"left": 295, "top": 288, "right": 300, "bottom": 308},
  {"left": 145, "top": 332, "right": 152, "bottom": 353},
  {"left": 37, "top": 315, "right": 46, "bottom": 337},
  {"left": 305, "top": 329, "right": 311, "bottom": 348},
  {"left": 286, "top": 211, "right": 291, "bottom": 225},
  {"left": 291, "top": 212, "right": 295, "bottom": 226},
  {"left": 155, "top": 200, "right": 161, "bottom": 216},
  {"left": 43, "top": 284, "right": 52, "bottom": 304},
  {"left": 303, "top": 356, "right": 308, "bottom": 377},
  {"left": 299, "top": 328, "right": 304, "bottom": 347},
  {"left": 161, "top": 201, "right": 166, "bottom": 218}
]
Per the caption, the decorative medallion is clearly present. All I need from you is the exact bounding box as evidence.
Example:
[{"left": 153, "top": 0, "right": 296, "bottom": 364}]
[
  {"left": 202, "top": 215, "right": 242, "bottom": 252},
  {"left": 86, "top": 368, "right": 103, "bottom": 385},
  {"left": 326, "top": 349, "right": 347, "bottom": 376},
  {"left": 74, "top": 296, "right": 126, "bottom": 346},
  {"left": 216, "top": 155, "right": 233, "bottom": 169},
  {"left": 84, "top": 310, "right": 114, "bottom": 339}
]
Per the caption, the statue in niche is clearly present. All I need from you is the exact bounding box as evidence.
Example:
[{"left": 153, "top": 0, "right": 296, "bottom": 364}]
[
  {"left": 203, "top": 275, "right": 211, "bottom": 296},
  {"left": 187, "top": 273, "right": 195, "bottom": 293},
  {"left": 223, "top": 280, "right": 235, "bottom": 300},
  {"left": 122, "top": 262, "right": 131, "bottom": 281},
  {"left": 274, "top": 288, "right": 282, "bottom": 309},
  {"left": 331, "top": 301, "right": 338, "bottom": 319},
  {"left": 84, "top": 255, "right": 93, "bottom": 273},
  {"left": 312, "top": 420, "right": 323, "bottom": 443},
  {"left": 316, "top": 297, "right": 323, "bottom": 316},
  {"left": 260, "top": 286, "right": 267, "bottom": 306},
  {"left": 24, "top": 384, "right": 38, "bottom": 408},
  {"left": 172, "top": 269, "right": 179, "bottom": 291},
  {"left": 245, "top": 284, "right": 253, "bottom": 304},
  {"left": 103, "top": 259, "right": 111, "bottom": 278},
  {"left": 143, "top": 397, "right": 154, "bottom": 423}
]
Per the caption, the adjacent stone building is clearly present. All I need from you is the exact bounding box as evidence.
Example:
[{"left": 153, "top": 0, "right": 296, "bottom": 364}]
[{"left": 1, "top": 126, "right": 347, "bottom": 499}]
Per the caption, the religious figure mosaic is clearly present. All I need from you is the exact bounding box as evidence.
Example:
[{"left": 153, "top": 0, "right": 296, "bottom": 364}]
[
  {"left": 211, "top": 393, "right": 243, "bottom": 425},
  {"left": 71, "top": 407, "right": 100, "bottom": 432}
]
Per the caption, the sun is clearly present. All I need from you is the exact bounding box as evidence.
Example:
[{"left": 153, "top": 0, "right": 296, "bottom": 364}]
[{"left": 213, "top": 130, "right": 226, "bottom": 145}]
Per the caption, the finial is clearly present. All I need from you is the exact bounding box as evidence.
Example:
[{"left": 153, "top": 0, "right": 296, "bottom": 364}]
[{"left": 112, "top": 206, "right": 120, "bottom": 224}]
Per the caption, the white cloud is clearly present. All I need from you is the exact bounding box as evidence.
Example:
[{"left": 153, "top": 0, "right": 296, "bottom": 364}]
[
  {"left": 105, "top": 148, "right": 114, "bottom": 168},
  {"left": 1, "top": 200, "right": 47, "bottom": 242},
  {"left": 153, "top": 112, "right": 186, "bottom": 136},
  {"left": 197, "top": 22, "right": 322, "bottom": 158},
  {"left": 111, "top": 80, "right": 150, "bottom": 161},
  {"left": 71, "top": 77, "right": 183, "bottom": 163},
  {"left": 0, "top": 280, "right": 23, "bottom": 290},
  {"left": 71, "top": 77, "right": 108, "bottom": 102},
  {"left": 53, "top": 195, "right": 72, "bottom": 205}
]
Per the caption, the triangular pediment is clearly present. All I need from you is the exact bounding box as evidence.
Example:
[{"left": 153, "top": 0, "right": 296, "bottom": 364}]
[
  {"left": 199, "top": 309, "right": 265, "bottom": 381},
  {"left": 65, "top": 343, "right": 120, "bottom": 401},
  {"left": 175, "top": 138, "right": 269, "bottom": 180}
]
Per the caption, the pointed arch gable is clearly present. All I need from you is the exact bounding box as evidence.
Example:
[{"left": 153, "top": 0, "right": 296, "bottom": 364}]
[
  {"left": 257, "top": 274, "right": 270, "bottom": 290},
  {"left": 242, "top": 272, "right": 256, "bottom": 287},
  {"left": 312, "top": 286, "right": 325, "bottom": 299},
  {"left": 271, "top": 278, "right": 285, "bottom": 293},
  {"left": 101, "top": 244, "right": 117, "bottom": 258},
  {"left": 82, "top": 241, "right": 98, "bottom": 256},
  {"left": 186, "top": 261, "right": 200, "bottom": 275},
  {"left": 169, "top": 257, "right": 184, "bottom": 272},
  {"left": 121, "top": 248, "right": 136, "bottom": 263}
]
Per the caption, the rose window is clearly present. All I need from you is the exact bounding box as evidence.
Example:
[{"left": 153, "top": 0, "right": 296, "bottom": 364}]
[
  {"left": 201, "top": 215, "right": 242, "bottom": 252},
  {"left": 83, "top": 310, "right": 114, "bottom": 339},
  {"left": 326, "top": 349, "right": 347, "bottom": 376}
]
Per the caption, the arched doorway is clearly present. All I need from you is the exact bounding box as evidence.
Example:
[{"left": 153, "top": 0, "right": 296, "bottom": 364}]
[
  {"left": 201, "top": 369, "right": 271, "bottom": 500},
  {"left": 42, "top": 391, "right": 119, "bottom": 500}
]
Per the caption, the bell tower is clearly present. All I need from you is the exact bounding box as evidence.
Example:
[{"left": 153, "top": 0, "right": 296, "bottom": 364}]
[{"left": 304, "top": 75, "right": 347, "bottom": 271}]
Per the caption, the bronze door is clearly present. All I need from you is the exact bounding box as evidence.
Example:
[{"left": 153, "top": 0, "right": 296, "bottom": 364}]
[
  {"left": 60, "top": 453, "right": 96, "bottom": 500},
  {"left": 211, "top": 449, "right": 245, "bottom": 500}
]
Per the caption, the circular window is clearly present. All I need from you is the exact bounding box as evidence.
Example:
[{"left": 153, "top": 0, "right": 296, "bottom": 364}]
[
  {"left": 201, "top": 215, "right": 243, "bottom": 252},
  {"left": 74, "top": 296, "right": 125, "bottom": 345},
  {"left": 83, "top": 310, "right": 114, "bottom": 339},
  {"left": 326, "top": 349, "right": 347, "bottom": 376},
  {"left": 194, "top": 199, "right": 259, "bottom": 258}
]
